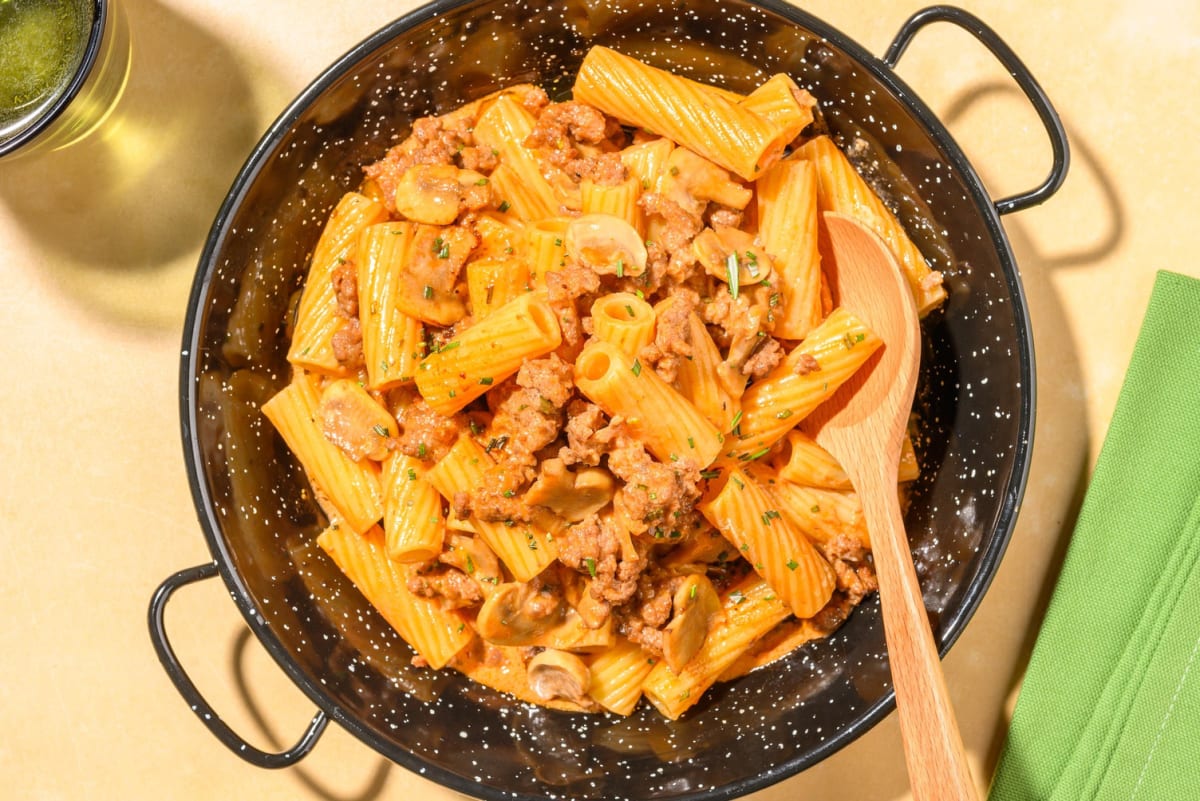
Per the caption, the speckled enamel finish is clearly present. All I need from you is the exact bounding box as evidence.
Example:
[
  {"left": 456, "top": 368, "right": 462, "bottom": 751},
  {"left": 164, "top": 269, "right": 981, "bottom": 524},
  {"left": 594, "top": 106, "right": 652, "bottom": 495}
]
[{"left": 179, "top": 0, "right": 1034, "bottom": 798}]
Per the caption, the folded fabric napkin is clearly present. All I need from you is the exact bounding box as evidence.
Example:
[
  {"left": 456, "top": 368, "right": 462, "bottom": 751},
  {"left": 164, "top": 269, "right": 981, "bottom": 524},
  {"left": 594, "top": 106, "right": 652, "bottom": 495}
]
[{"left": 989, "top": 269, "right": 1200, "bottom": 800}]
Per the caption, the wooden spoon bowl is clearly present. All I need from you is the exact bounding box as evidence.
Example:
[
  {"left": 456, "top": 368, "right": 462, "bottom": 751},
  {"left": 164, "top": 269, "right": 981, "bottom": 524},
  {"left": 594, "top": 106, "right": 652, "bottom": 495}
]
[{"left": 804, "top": 212, "right": 979, "bottom": 801}]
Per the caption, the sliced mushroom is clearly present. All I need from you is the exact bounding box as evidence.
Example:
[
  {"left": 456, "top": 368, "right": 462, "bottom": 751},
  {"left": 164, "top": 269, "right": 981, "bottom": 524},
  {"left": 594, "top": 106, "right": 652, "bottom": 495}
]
[
  {"left": 318, "top": 379, "right": 397, "bottom": 461},
  {"left": 439, "top": 533, "right": 503, "bottom": 595},
  {"left": 525, "top": 458, "right": 615, "bottom": 522},
  {"left": 565, "top": 214, "right": 647, "bottom": 277},
  {"left": 393, "top": 164, "right": 463, "bottom": 225},
  {"left": 573, "top": 583, "right": 612, "bottom": 630},
  {"left": 526, "top": 649, "right": 591, "bottom": 704},
  {"left": 393, "top": 164, "right": 490, "bottom": 225},
  {"left": 475, "top": 581, "right": 565, "bottom": 646},
  {"left": 661, "top": 574, "right": 722, "bottom": 672},
  {"left": 663, "top": 147, "right": 753, "bottom": 213},
  {"left": 693, "top": 226, "right": 774, "bottom": 288},
  {"left": 393, "top": 224, "right": 472, "bottom": 326}
]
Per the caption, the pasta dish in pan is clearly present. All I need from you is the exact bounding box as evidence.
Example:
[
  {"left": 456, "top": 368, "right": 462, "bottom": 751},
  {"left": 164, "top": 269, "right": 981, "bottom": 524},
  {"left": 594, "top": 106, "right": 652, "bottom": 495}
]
[{"left": 262, "top": 45, "right": 943, "bottom": 719}]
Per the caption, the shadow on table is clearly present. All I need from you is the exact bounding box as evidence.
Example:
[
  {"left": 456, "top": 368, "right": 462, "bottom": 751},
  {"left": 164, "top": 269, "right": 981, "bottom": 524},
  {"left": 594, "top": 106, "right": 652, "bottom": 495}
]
[
  {"left": 934, "top": 81, "right": 1127, "bottom": 784},
  {"left": 0, "top": 0, "right": 270, "bottom": 331},
  {"left": 232, "top": 628, "right": 394, "bottom": 801}
]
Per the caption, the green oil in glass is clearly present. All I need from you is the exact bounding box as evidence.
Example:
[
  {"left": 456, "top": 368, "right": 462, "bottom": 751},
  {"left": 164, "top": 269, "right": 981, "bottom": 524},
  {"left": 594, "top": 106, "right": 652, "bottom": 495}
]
[{"left": 0, "top": 0, "right": 92, "bottom": 141}]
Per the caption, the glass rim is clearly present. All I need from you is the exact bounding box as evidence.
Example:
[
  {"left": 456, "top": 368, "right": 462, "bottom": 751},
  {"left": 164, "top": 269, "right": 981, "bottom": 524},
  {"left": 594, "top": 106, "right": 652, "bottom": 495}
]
[{"left": 0, "top": 0, "right": 108, "bottom": 158}]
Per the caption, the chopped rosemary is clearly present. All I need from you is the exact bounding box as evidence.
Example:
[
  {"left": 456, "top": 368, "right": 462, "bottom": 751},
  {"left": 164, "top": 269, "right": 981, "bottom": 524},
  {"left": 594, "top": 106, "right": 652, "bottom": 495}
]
[{"left": 726, "top": 252, "right": 740, "bottom": 300}]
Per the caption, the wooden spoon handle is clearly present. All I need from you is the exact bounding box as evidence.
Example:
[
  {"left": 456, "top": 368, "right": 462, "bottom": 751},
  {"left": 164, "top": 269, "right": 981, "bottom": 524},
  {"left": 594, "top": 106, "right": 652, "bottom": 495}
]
[{"left": 861, "top": 473, "right": 980, "bottom": 801}]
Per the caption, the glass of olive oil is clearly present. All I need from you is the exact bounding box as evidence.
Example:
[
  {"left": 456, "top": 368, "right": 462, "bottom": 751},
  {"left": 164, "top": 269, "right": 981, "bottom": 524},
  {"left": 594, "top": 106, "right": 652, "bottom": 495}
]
[{"left": 0, "top": 0, "right": 130, "bottom": 159}]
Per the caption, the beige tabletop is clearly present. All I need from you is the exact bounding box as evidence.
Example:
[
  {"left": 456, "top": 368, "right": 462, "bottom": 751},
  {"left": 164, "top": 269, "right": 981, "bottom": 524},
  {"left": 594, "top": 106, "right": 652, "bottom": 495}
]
[{"left": 1, "top": 0, "right": 1194, "bottom": 798}]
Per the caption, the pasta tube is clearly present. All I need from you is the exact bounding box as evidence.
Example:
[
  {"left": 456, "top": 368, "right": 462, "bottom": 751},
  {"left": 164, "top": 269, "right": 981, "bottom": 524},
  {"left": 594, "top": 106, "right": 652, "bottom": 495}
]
[
  {"left": 757, "top": 158, "right": 823, "bottom": 340},
  {"left": 574, "top": 339, "right": 723, "bottom": 467},
  {"left": 287, "top": 192, "right": 388, "bottom": 374},
  {"left": 796, "top": 135, "right": 946, "bottom": 315},
  {"left": 776, "top": 429, "right": 919, "bottom": 489},
  {"left": 466, "top": 256, "right": 531, "bottom": 319},
  {"left": 591, "top": 292, "right": 656, "bottom": 358},
  {"left": 317, "top": 524, "right": 472, "bottom": 669},
  {"left": 619, "top": 136, "right": 674, "bottom": 193},
  {"left": 573, "top": 46, "right": 787, "bottom": 181},
  {"left": 730, "top": 308, "right": 881, "bottom": 459},
  {"left": 473, "top": 96, "right": 558, "bottom": 220},
  {"left": 671, "top": 305, "right": 740, "bottom": 431},
  {"left": 357, "top": 221, "right": 424, "bottom": 389},
  {"left": 738, "top": 73, "right": 816, "bottom": 146},
  {"left": 414, "top": 292, "right": 562, "bottom": 415},
  {"left": 525, "top": 217, "right": 570, "bottom": 289},
  {"left": 587, "top": 637, "right": 656, "bottom": 716},
  {"left": 581, "top": 176, "right": 644, "bottom": 235},
  {"left": 381, "top": 453, "right": 445, "bottom": 563},
  {"left": 422, "top": 436, "right": 559, "bottom": 581},
  {"left": 261, "top": 373, "right": 383, "bottom": 534},
  {"left": 699, "top": 467, "right": 835, "bottom": 619},
  {"left": 641, "top": 574, "right": 790, "bottom": 720}
]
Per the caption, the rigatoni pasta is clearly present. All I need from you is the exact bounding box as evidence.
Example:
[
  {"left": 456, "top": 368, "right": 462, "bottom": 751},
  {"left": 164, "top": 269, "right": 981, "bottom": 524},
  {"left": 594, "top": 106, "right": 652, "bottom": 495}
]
[
  {"left": 264, "top": 45, "right": 942, "bottom": 720},
  {"left": 261, "top": 372, "right": 383, "bottom": 534},
  {"left": 573, "top": 46, "right": 788, "bottom": 181},
  {"left": 287, "top": 192, "right": 387, "bottom": 375},
  {"left": 415, "top": 292, "right": 562, "bottom": 415}
]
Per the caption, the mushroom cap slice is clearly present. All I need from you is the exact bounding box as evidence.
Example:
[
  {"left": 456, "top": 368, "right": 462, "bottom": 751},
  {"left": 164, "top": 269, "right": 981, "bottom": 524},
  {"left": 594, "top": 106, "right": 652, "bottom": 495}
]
[
  {"left": 693, "top": 225, "right": 773, "bottom": 288},
  {"left": 318, "top": 379, "right": 397, "bottom": 462},
  {"left": 527, "top": 649, "right": 591, "bottom": 704},
  {"left": 565, "top": 214, "right": 647, "bottom": 277},
  {"left": 475, "top": 582, "right": 564, "bottom": 646},
  {"left": 525, "top": 458, "right": 615, "bottom": 523},
  {"left": 661, "top": 574, "right": 722, "bottom": 672}
]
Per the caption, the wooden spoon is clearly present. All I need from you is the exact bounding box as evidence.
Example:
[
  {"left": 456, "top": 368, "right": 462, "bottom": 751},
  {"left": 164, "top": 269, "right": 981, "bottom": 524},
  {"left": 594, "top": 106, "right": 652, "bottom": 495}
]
[{"left": 804, "top": 212, "right": 979, "bottom": 801}]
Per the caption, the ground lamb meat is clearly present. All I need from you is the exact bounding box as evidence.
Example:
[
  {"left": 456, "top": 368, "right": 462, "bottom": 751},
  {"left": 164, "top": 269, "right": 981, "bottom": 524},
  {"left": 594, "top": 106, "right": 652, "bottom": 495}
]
[
  {"left": 556, "top": 514, "right": 644, "bottom": 607},
  {"left": 546, "top": 261, "right": 602, "bottom": 349},
  {"left": 606, "top": 436, "right": 702, "bottom": 534},
  {"left": 515, "top": 355, "right": 574, "bottom": 409},
  {"left": 331, "top": 259, "right": 358, "bottom": 318},
  {"left": 637, "top": 290, "right": 696, "bottom": 385},
  {"left": 821, "top": 533, "right": 878, "bottom": 604},
  {"left": 573, "top": 152, "right": 627, "bottom": 185},
  {"left": 527, "top": 101, "right": 610, "bottom": 149},
  {"left": 466, "top": 376, "right": 566, "bottom": 522},
  {"left": 640, "top": 192, "right": 702, "bottom": 278},
  {"left": 465, "top": 472, "right": 528, "bottom": 523},
  {"left": 527, "top": 102, "right": 627, "bottom": 188},
  {"left": 805, "top": 534, "right": 879, "bottom": 635},
  {"left": 363, "top": 114, "right": 474, "bottom": 211},
  {"left": 794, "top": 352, "right": 821, "bottom": 375},
  {"left": 559, "top": 400, "right": 613, "bottom": 467},
  {"left": 807, "top": 591, "right": 858, "bottom": 636},
  {"left": 614, "top": 572, "right": 682, "bottom": 659},
  {"left": 331, "top": 318, "right": 364, "bottom": 370},
  {"left": 547, "top": 259, "right": 602, "bottom": 305},
  {"left": 707, "top": 204, "right": 744, "bottom": 229},
  {"left": 459, "top": 145, "right": 498, "bottom": 173},
  {"left": 519, "top": 85, "right": 550, "bottom": 116},
  {"left": 407, "top": 566, "right": 483, "bottom": 609},
  {"left": 488, "top": 380, "right": 563, "bottom": 473},
  {"left": 394, "top": 397, "right": 463, "bottom": 463},
  {"left": 703, "top": 284, "right": 775, "bottom": 378},
  {"left": 741, "top": 336, "right": 784, "bottom": 379}
]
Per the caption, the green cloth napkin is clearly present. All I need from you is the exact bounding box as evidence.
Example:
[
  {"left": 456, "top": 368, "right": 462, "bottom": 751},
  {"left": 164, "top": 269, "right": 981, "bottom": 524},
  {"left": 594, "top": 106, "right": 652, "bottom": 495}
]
[{"left": 989, "top": 269, "right": 1200, "bottom": 800}]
